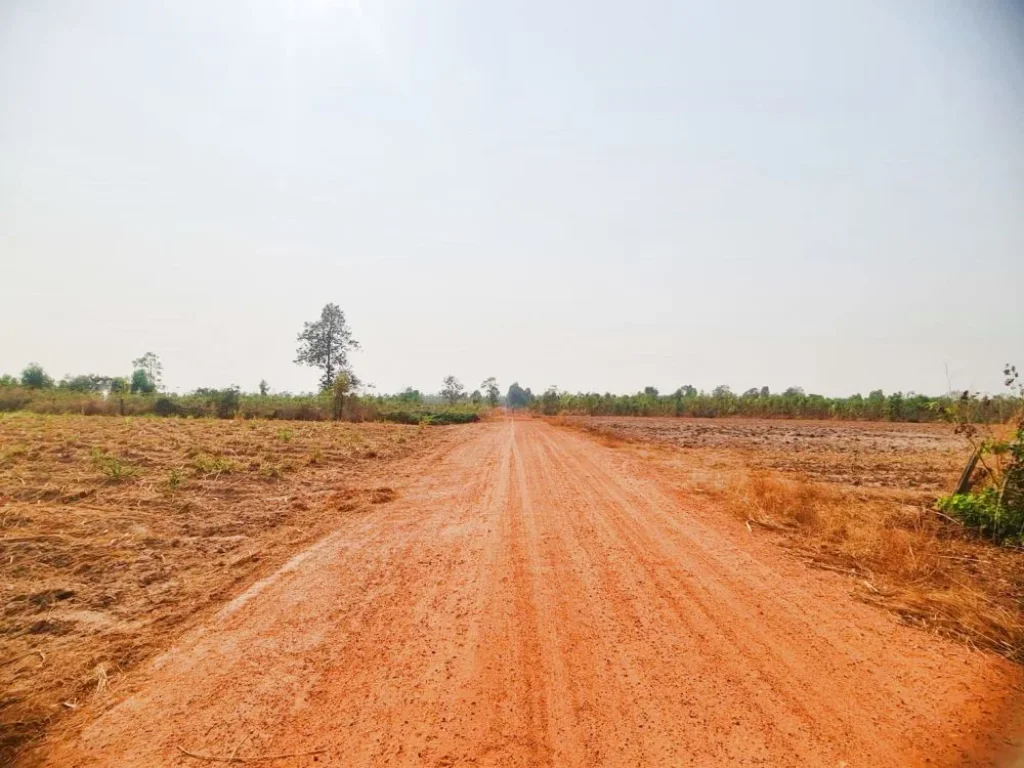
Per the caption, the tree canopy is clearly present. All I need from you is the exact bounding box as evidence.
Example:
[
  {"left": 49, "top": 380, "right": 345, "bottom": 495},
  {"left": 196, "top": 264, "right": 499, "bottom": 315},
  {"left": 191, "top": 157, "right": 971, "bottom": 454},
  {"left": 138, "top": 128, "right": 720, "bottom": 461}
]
[
  {"left": 507, "top": 382, "right": 532, "bottom": 410},
  {"left": 295, "top": 303, "right": 359, "bottom": 392},
  {"left": 481, "top": 377, "right": 501, "bottom": 407},
  {"left": 441, "top": 375, "right": 465, "bottom": 404},
  {"left": 131, "top": 352, "right": 163, "bottom": 393},
  {"left": 20, "top": 363, "right": 53, "bottom": 390}
]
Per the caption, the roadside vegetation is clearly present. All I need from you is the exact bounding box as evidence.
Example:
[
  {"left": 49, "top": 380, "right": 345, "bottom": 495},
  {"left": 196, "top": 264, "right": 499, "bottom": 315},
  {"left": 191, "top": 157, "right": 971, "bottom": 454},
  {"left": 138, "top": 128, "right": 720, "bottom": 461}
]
[
  {"left": 0, "top": 304, "right": 489, "bottom": 426},
  {"left": 0, "top": 386, "right": 484, "bottom": 424},
  {"left": 525, "top": 384, "right": 1018, "bottom": 423},
  {"left": 937, "top": 365, "right": 1024, "bottom": 543}
]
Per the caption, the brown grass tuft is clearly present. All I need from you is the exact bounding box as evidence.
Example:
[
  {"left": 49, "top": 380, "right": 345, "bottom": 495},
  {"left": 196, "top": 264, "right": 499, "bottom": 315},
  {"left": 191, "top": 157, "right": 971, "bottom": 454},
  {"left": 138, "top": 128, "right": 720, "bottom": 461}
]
[{"left": 723, "top": 470, "right": 1024, "bottom": 659}]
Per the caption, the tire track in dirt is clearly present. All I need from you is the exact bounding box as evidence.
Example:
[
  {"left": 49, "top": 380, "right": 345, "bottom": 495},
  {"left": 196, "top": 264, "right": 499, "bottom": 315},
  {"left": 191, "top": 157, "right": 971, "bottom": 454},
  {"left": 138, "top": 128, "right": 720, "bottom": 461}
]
[
  {"left": 525, "top": 426, "right": 810, "bottom": 764},
  {"left": 532, "top": 424, "right": 894, "bottom": 762},
  {"left": 34, "top": 419, "right": 1022, "bottom": 767},
  {"left": 529, "top": 424, "right": 1021, "bottom": 765}
]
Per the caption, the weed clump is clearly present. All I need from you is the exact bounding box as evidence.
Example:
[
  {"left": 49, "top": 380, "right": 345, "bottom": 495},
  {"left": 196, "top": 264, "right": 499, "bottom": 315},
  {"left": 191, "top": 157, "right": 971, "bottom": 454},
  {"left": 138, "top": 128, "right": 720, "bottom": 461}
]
[{"left": 91, "top": 449, "right": 138, "bottom": 481}]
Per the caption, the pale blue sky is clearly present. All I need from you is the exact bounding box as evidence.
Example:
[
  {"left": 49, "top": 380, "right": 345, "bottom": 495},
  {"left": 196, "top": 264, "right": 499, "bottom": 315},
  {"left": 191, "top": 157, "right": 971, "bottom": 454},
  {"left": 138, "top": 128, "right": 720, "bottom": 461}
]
[{"left": 1, "top": 0, "right": 1022, "bottom": 396}]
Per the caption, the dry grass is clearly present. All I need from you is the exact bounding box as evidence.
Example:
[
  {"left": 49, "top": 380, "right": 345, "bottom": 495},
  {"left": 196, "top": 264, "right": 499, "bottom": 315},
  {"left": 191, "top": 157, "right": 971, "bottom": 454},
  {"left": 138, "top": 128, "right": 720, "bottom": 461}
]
[
  {"left": 558, "top": 416, "right": 1024, "bottom": 662},
  {"left": 727, "top": 471, "right": 1024, "bottom": 658},
  {"left": 0, "top": 413, "right": 446, "bottom": 764}
]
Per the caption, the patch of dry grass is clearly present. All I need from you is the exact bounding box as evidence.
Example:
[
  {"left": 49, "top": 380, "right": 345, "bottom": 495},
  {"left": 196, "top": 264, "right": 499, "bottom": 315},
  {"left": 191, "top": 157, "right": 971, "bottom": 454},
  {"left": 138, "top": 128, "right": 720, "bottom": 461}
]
[
  {"left": 725, "top": 471, "right": 1024, "bottom": 658},
  {"left": 0, "top": 413, "right": 444, "bottom": 764}
]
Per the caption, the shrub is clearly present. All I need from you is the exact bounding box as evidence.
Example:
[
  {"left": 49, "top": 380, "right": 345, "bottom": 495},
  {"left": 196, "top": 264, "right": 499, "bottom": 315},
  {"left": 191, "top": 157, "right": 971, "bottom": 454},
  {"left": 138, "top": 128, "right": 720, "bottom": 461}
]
[
  {"left": 214, "top": 387, "right": 240, "bottom": 419},
  {"left": 938, "top": 489, "right": 1022, "bottom": 542},
  {"left": 153, "top": 397, "right": 181, "bottom": 417},
  {"left": 938, "top": 365, "right": 1024, "bottom": 543},
  {"left": 20, "top": 363, "right": 53, "bottom": 390},
  {"left": 377, "top": 409, "right": 480, "bottom": 425}
]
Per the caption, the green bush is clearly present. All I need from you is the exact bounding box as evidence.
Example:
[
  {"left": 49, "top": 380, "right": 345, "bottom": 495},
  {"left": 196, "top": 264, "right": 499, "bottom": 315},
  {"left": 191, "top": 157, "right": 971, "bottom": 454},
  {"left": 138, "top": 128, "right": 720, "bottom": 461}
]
[
  {"left": 214, "top": 387, "right": 240, "bottom": 419},
  {"left": 377, "top": 409, "right": 480, "bottom": 425},
  {"left": 939, "top": 487, "right": 1024, "bottom": 544},
  {"left": 20, "top": 363, "right": 53, "bottom": 390},
  {"left": 937, "top": 366, "right": 1024, "bottom": 543},
  {"left": 153, "top": 397, "right": 181, "bottom": 417}
]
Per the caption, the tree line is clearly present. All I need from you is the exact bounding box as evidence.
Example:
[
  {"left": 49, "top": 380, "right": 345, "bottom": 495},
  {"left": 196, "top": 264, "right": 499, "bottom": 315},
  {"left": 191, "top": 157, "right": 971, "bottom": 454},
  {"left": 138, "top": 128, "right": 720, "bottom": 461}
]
[
  {"left": 2, "top": 302, "right": 1016, "bottom": 424},
  {"left": 0, "top": 304, "right": 501, "bottom": 423},
  {"left": 522, "top": 384, "right": 1017, "bottom": 423}
]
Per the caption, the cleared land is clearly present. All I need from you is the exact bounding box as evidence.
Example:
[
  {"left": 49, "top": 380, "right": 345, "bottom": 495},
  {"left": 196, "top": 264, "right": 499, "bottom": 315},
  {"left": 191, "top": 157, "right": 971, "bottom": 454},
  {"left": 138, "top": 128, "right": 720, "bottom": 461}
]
[
  {"left": 560, "top": 416, "right": 966, "bottom": 491},
  {"left": 11, "top": 416, "right": 1023, "bottom": 767},
  {"left": 0, "top": 414, "right": 455, "bottom": 764}
]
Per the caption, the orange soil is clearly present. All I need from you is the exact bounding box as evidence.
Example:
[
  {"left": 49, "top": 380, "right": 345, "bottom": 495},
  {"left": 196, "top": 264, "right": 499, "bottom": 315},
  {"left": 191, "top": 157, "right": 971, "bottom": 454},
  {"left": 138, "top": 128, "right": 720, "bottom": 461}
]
[{"left": 34, "top": 418, "right": 1023, "bottom": 767}]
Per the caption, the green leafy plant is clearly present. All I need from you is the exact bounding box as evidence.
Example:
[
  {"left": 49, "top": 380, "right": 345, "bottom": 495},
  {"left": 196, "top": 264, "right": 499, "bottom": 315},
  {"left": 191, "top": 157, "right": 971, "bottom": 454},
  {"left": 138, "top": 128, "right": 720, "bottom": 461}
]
[
  {"left": 938, "top": 365, "right": 1024, "bottom": 543},
  {"left": 91, "top": 449, "right": 138, "bottom": 481},
  {"left": 20, "top": 363, "right": 54, "bottom": 390},
  {"left": 191, "top": 453, "right": 241, "bottom": 476},
  {"left": 166, "top": 467, "right": 184, "bottom": 492}
]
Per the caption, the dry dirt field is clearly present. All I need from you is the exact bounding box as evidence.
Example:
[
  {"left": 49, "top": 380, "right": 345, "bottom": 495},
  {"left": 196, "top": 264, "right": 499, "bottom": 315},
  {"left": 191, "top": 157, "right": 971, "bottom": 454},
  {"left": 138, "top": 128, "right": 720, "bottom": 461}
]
[
  {"left": 4, "top": 414, "right": 1024, "bottom": 767},
  {"left": 0, "top": 414, "right": 455, "bottom": 764},
  {"left": 563, "top": 416, "right": 965, "bottom": 493}
]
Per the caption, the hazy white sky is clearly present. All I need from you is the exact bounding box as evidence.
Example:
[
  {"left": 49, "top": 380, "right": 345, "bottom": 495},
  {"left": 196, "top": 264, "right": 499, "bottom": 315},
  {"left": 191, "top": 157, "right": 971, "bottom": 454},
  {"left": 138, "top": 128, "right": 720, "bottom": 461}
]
[{"left": 1, "top": 0, "right": 1022, "bottom": 396}]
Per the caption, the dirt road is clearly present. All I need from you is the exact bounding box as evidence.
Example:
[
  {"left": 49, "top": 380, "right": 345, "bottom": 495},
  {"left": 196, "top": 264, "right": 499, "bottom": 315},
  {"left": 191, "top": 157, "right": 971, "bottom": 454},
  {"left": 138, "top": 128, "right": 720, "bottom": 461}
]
[{"left": 39, "top": 419, "right": 1021, "bottom": 767}]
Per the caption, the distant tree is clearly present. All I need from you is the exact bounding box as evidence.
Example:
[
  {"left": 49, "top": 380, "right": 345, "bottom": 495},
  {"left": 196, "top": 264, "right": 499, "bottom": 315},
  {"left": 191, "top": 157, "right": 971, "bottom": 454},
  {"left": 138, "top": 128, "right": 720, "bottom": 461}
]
[
  {"left": 132, "top": 353, "right": 163, "bottom": 391},
  {"left": 506, "top": 382, "right": 531, "bottom": 410},
  {"left": 481, "top": 377, "right": 501, "bottom": 407},
  {"left": 865, "top": 389, "right": 886, "bottom": 418},
  {"left": 712, "top": 384, "right": 733, "bottom": 398},
  {"left": 783, "top": 386, "right": 805, "bottom": 397},
  {"left": 886, "top": 391, "right": 905, "bottom": 420},
  {"left": 742, "top": 388, "right": 760, "bottom": 398},
  {"left": 760, "top": 386, "right": 770, "bottom": 397},
  {"left": 20, "top": 363, "right": 53, "bottom": 389},
  {"left": 470, "top": 389, "right": 483, "bottom": 405},
  {"left": 259, "top": 379, "right": 270, "bottom": 396},
  {"left": 441, "top": 375, "right": 465, "bottom": 405},
  {"left": 215, "top": 386, "right": 241, "bottom": 419},
  {"left": 0, "top": 374, "right": 17, "bottom": 387},
  {"left": 541, "top": 386, "right": 560, "bottom": 415},
  {"left": 130, "top": 369, "right": 156, "bottom": 394},
  {"left": 295, "top": 303, "right": 359, "bottom": 392},
  {"left": 330, "top": 371, "right": 355, "bottom": 420},
  {"left": 109, "top": 377, "right": 129, "bottom": 394},
  {"left": 397, "top": 387, "right": 422, "bottom": 404},
  {"left": 643, "top": 386, "right": 659, "bottom": 397},
  {"left": 60, "top": 374, "right": 111, "bottom": 393},
  {"left": 676, "top": 384, "right": 697, "bottom": 398}
]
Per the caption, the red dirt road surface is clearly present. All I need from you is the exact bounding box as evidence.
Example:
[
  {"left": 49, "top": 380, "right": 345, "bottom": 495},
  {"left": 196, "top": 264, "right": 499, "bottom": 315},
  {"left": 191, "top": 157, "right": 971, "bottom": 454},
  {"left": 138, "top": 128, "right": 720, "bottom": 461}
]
[{"left": 39, "top": 419, "right": 1022, "bottom": 767}]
